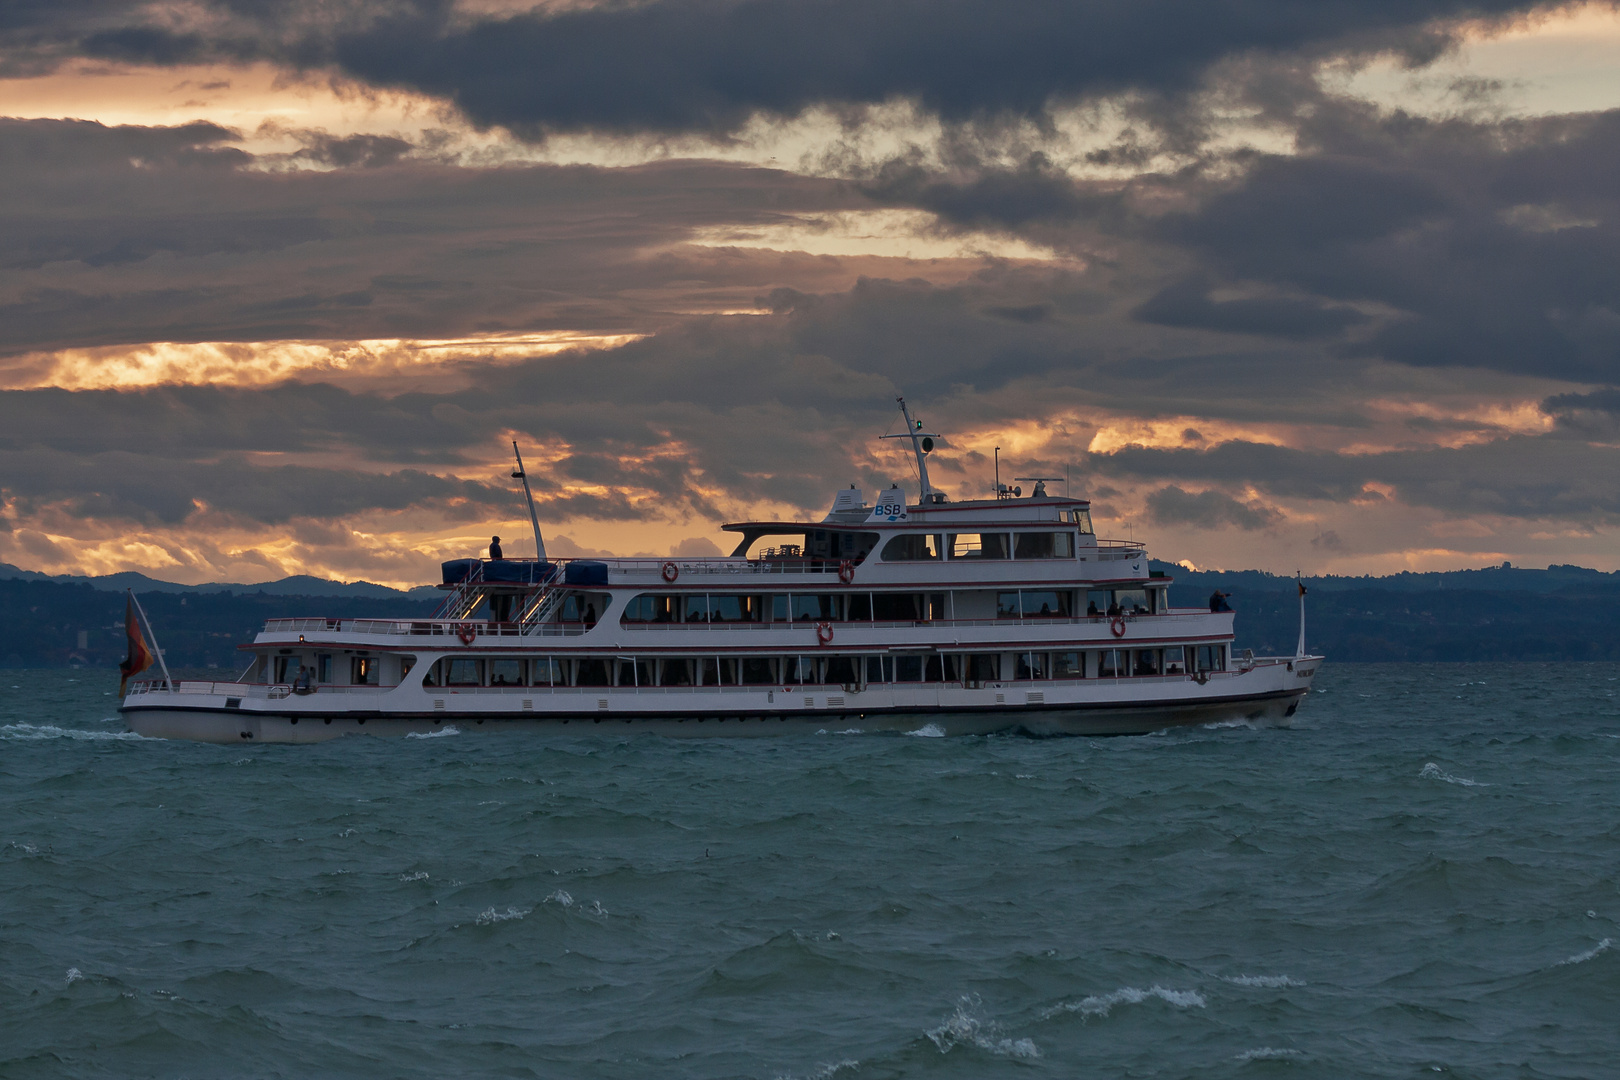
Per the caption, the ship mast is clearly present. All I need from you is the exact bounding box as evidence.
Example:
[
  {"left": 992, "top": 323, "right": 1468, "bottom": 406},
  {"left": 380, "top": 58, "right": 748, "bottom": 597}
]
[
  {"left": 511, "top": 441, "right": 547, "bottom": 562},
  {"left": 889, "top": 397, "right": 939, "bottom": 504}
]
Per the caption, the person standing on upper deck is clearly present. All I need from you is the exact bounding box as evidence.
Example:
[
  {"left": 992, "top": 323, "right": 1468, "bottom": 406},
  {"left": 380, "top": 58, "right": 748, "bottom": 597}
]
[{"left": 489, "top": 536, "right": 503, "bottom": 560}]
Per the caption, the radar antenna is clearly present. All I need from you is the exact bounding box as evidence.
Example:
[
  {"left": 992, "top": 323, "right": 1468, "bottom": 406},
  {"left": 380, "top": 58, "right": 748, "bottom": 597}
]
[{"left": 880, "top": 397, "right": 940, "bottom": 504}]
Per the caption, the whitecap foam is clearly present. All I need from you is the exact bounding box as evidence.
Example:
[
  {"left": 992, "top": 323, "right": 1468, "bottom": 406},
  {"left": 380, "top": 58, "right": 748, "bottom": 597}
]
[
  {"left": 587, "top": 899, "right": 608, "bottom": 916},
  {"left": 1, "top": 723, "right": 153, "bottom": 742},
  {"left": 834, "top": 728, "right": 864, "bottom": 735},
  {"left": 906, "top": 723, "right": 946, "bottom": 738},
  {"left": 545, "top": 889, "right": 574, "bottom": 908},
  {"left": 1237, "top": 1047, "right": 1304, "bottom": 1061},
  {"left": 1419, "top": 762, "right": 1487, "bottom": 787},
  {"left": 926, "top": 996, "right": 1040, "bottom": 1059},
  {"left": 399, "top": 871, "right": 429, "bottom": 882},
  {"left": 1558, "top": 938, "right": 1612, "bottom": 965},
  {"left": 475, "top": 906, "right": 530, "bottom": 925},
  {"left": 1224, "top": 974, "right": 1305, "bottom": 988},
  {"left": 1042, "top": 985, "right": 1206, "bottom": 1020},
  {"left": 407, "top": 726, "right": 460, "bottom": 739},
  {"left": 65, "top": 968, "right": 82, "bottom": 983},
  {"left": 772, "top": 1060, "right": 860, "bottom": 1080}
]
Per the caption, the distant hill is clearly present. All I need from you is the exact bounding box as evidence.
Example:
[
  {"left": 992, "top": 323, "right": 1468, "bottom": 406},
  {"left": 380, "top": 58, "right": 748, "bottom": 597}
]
[{"left": 0, "top": 562, "right": 441, "bottom": 600}]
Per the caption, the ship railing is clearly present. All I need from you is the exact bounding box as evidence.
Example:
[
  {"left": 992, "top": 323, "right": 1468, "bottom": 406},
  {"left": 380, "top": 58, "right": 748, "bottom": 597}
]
[
  {"left": 260, "top": 617, "right": 591, "bottom": 638},
  {"left": 617, "top": 611, "right": 1228, "bottom": 631},
  {"left": 1093, "top": 540, "right": 1147, "bottom": 561},
  {"left": 124, "top": 679, "right": 398, "bottom": 698}
]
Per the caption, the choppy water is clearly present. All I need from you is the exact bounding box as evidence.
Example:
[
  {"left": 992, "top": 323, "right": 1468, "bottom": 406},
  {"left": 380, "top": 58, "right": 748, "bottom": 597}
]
[{"left": 3, "top": 663, "right": 1618, "bottom": 1078}]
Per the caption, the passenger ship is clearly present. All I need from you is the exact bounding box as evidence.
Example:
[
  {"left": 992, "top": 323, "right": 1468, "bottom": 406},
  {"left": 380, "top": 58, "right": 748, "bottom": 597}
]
[{"left": 120, "top": 401, "right": 1321, "bottom": 742}]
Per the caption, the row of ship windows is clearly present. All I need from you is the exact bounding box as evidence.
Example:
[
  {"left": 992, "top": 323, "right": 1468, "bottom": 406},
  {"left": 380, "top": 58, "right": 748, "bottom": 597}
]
[
  {"left": 617, "top": 587, "right": 1165, "bottom": 624},
  {"left": 879, "top": 531, "right": 1075, "bottom": 561},
  {"left": 419, "top": 646, "right": 1226, "bottom": 688}
]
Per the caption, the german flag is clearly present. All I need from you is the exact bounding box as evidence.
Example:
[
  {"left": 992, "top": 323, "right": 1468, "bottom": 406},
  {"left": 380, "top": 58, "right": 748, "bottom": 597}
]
[{"left": 118, "top": 593, "right": 153, "bottom": 695}]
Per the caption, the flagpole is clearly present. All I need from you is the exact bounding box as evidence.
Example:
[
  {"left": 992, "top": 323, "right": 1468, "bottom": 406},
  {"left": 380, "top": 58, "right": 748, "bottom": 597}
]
[
  {"left": 129, "top": 590, "right": 174, "bottom": 690},
  {"left": 1295, "top": 573, "right": 1307, "bottom": 658}
]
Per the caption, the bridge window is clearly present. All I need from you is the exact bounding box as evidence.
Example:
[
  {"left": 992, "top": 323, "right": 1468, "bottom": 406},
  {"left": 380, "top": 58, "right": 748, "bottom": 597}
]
[
  {"left": 1013, "top": 532, "right": 1075, "bottom": 559},
  {"left": 1066, "top": 508, "right": 1095, "bottom": 534},
  {"left": 948, "top": 533, "right": 1010, "bottom": 559}
]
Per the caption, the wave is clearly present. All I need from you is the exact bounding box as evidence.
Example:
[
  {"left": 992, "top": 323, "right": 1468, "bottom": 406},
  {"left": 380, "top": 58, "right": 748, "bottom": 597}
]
[
  {"left": 65, "top": 967, "right": 83, "bottom": 984},
  {"left": 773, "top": 1060, "right": 860, "bottom": 1080},
  {"left": 905, "top": 723, "right": 946, "bottom": 738},
  {"left": 1223, "top": 974, "right": 1305, "bottom": 988},
  {"left": 926, "top": 996, "right": 1039, "bottom": 1058},
  {"left": 398, "top": 871, "right": 429, "bottom": 882},
  {"left": 545, "top": 889, "right": 574, "bottom": 907},
  {"left": 1419, "top": 762, "right": 1487, "bottom": 787},
  {"left": 1042, "top": 985, "right": 1206, "bottom": 1020},
  {"left": 1, "top": 722, "right": 153, "bottom": 741},
  {"left": 1558, "top": 938, "right": 1612, "bottom": 966},
  {"left": 407, "top": 726, "right": 459, "bottom": 739},
  {"left": 1237, "top": 1047, "right": 1304, "bottom": 1061},
  {"left": 474, "top": 906, "right": 530, "bottom": 925}
]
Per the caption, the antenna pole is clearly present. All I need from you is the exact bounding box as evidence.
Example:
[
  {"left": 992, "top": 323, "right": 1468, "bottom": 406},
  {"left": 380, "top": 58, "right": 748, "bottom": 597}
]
[
  {"left": 512, "top": 441, "right": 547, "bottom": 562},
  {"left": 896, "top": 397, "right": 932, "bottom": 502},
  {"left": 129, "top": 590, "right": 173, "bottom": 690},
  {"left": 994, "top": 446, "right": 1000, "bottom": 499}
]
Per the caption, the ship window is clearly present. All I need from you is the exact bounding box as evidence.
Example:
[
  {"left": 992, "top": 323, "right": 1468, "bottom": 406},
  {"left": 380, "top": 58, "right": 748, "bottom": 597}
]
[
  {"left": 1134, "top": 649, "right": 1161, "bottom": 676},
  {"left": 531, "top": 657, "right": 564, "bottom": 685},
  {"left": 824, "top": 656, "right": 858, "bottom": 685},
  {"left": 317, "top": 654, "right": 332, "bottom": 682},
  {"left": 446, "top": 658, "right": 482, "bottom": 686},
  {"left": 399, "top": 657, "right": 414, "bottom": 681},
  {"left": 684, "top": 595, "right": 712, "bottom": 622},
  {"left": 873, "top": 593, "right": 921, "bottom": 621},
  {"left": 352, "top": 657, "right": 379, "bottom": 685},
  {"left": 574, "top": 658, "right": 610, "bottom": 686},
  {"left": 791, "top": 594, "right": 842, "bottom": 621},
  {"left": 1097, "top": 649, "right": 1124, "bottom": 677},
  {"left": 1014, "top": 532, "right": 1075, "bottom": 559},
  {"left": 615, "top": 659, "right": 653, "bottom": 687},
  {"left": 1163, "top": 647, "right": 1186, "bottom": 674},
  {"left": 1194, "top": 645, "right": 1224, "bottom": 673},
  {"left": 660, "top": 658, "right": 694, "bottom": 686},
  {"left": 275, "top": 655, "right": 303, "bottom": 683},
  {"left": 421, "top": 660, "right": 440, "bottom": 687},
  {"left": 948, "top": 533, "right": 1010, "bottom": 559},
  {"left": 865, "top": 656, "right": 891, "bottom": 683},
  {"left": 997, "top": 592, "right": 1021, "bottom": 618},
  {"left": 561, "top": 594, "right": 604, "bottom": 626},
  {"left": 1115, "top": 588, "right": 1150, "bottom": 614},
  {"left": 488, "top": 659, "right": 525, "bottom": 686},
  {"left": 741, "top": 658, "right": 776, "bottom": 685},
  {"left": 785, "top": 656, "right": 817, "bottom": 684},
  {"left": 925, "top": 654, "right": 945, "bottom": 682},
  {"left": 1052, "top": 651, "right": 1082, "bottom": 678},
  {"left": 880, "top": 533, "right": 942, "bottom": 561},
  {"left": 1067, "top": 508, "right": 1095, "bottom": 534},
  {"left": 1023, "top": 590, "right": 1069, "bottom": 617},
  {"left": 621, "top": 594, "right": 678, "bottom": 623},
  {"left": 1015, "top": 652, "right": 1047, "bottom": 680},
  {"left": 709, "top": 595, "right": 761, "bottom": 622},
  {"left": 893, "top": 655, "right": 924, "bottom": 682},
  {"left": 966, "top": 654, "right": 1000, "bottom": 681},
  {"left": 846, "top": 593, "right": 872, "bottom": 621}
]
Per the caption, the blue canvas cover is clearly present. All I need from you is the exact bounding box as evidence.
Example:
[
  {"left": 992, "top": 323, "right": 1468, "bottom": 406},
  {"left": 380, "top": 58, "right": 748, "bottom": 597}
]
[
  {"left": 484, "top": 560, "right": 556, "bottom": 584},
  {"left": 564, "top": 560, "right": 610, "bottom": 586},
  {"left": 441, "top": 558, "right": 481, "bottom": 584}
]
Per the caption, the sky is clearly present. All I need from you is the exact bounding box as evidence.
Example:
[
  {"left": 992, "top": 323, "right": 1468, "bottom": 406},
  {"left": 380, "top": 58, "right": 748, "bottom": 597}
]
[{"left": 5, "top": 1, "right": 1620, "bottom": 586}]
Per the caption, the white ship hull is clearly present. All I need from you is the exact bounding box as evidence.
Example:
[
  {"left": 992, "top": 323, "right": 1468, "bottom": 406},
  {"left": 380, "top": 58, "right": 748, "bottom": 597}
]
[{"left": 122, "top": 657, "right": 1319, "bottom": 743}]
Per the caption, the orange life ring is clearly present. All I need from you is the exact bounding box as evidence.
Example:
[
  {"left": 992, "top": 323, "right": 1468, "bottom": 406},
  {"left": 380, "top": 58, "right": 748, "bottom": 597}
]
[
  {"left": 1109, "top": 615, "right": 1127, "bottom": 638},
  {"left": 837, "top": 560, "right": 855, "bottom": 584},
  {"left": 456, "top": 623, "right": 476, "bottom": 645},
  {"left": 661, "top": 561, "right": 679, "bottom": 583},
  {"left": 816, "top": 621, "right": 834, "bottom": 645}
]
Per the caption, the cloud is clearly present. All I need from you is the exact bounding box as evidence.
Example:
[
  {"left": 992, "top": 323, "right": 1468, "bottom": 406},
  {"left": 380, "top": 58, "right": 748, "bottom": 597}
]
[{"left": 1146, "top": 484, "right": 1283, "bottom": 530}]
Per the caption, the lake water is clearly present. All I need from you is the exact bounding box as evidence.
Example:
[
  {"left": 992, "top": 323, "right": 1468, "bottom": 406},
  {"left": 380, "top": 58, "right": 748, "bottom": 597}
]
[{"left": 2, "top": 663, "right": 1617, "bottom": 1078}]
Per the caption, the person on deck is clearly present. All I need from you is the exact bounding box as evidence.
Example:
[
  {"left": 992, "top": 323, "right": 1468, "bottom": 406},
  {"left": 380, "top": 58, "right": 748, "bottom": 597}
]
[
  {"left": 489, "top": 536, "right": 503, "bottom": 560},
  {"left": 1209, "top": 590, "right": 1231, "bottom": 613}
]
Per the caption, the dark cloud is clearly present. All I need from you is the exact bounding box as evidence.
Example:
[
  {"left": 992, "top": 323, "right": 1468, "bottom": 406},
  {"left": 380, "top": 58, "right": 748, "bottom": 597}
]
[
  {"left": 2, "top": 1, "right": 1560, "bottom": 135},
  {"left": 1134, "top": 275, "right": 1368, "bottom": 340},
  {"left": 1146, "top": 484, "right": 1283, "bottom": 530}
]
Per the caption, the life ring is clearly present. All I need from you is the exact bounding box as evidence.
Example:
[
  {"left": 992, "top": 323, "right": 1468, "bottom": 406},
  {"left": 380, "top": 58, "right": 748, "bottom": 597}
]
[
  {"left": 1109, "top": 615, "right": 1127, "bottom": 638},
  {"left": 456, "top": 623, "right": 476, "bottom": 645},
  {"left": 661, "top": 561, "right": 679, "bottom": 583},
  {"left": 816, "top": 621, "right": 834, "bottom": 645},
  {"left": 837, "top": 560, "right": 855, "bottom": 584}
]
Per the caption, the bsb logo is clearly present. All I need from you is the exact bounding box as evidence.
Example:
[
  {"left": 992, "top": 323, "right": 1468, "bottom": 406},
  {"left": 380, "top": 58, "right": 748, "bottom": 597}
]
[{"left": 875, "top": 495, "right": 907, "bottom": 521}]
